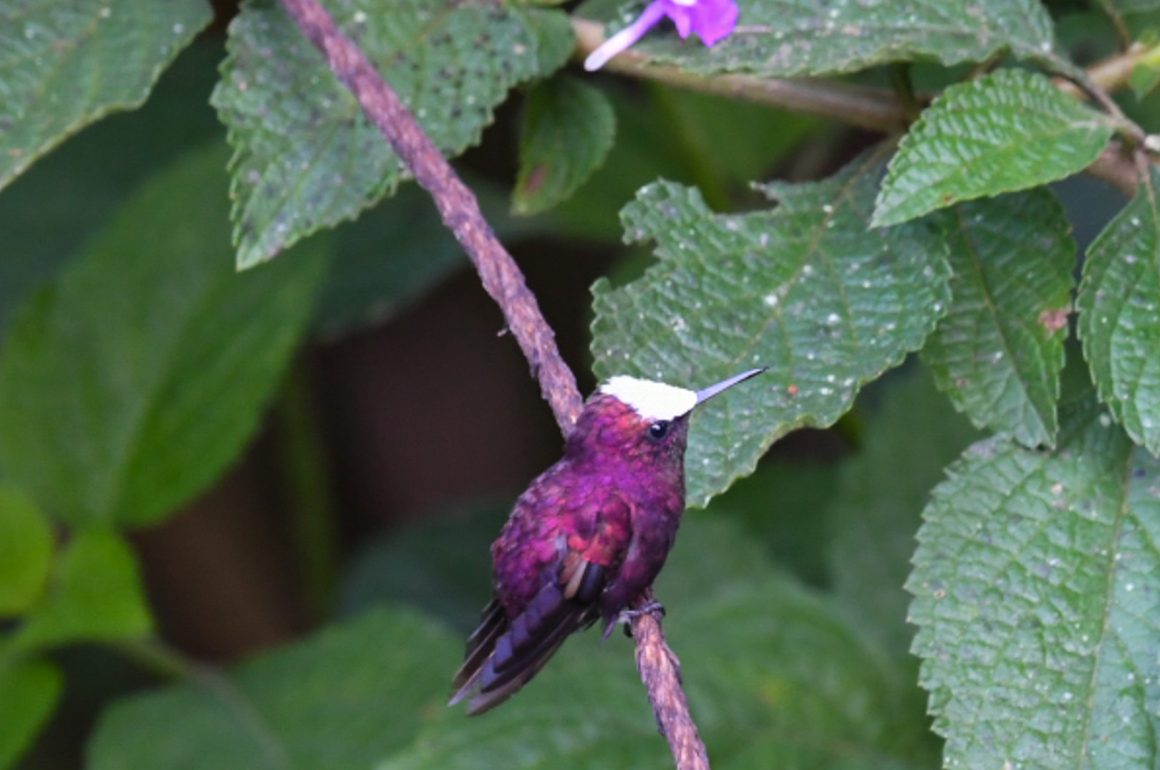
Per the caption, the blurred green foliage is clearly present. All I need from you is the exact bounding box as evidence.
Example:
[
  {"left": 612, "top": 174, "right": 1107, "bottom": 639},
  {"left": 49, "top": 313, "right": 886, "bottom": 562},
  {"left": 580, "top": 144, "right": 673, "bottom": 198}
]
[{"left": 1, "top": 1, "right": 1158, "bottom": 769}]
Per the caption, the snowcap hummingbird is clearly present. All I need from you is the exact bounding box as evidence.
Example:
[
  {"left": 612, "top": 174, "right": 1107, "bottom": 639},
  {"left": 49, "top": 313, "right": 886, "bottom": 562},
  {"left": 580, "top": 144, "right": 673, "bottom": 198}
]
[{"left": 450, "top": 367, "right": 766, "bottom": 714}]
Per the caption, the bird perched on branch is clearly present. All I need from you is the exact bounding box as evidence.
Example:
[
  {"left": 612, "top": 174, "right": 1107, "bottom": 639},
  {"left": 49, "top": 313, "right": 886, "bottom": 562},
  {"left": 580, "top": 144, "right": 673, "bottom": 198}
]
[{"left": 450, "top": 368, "right": 766, "bottom": 714}]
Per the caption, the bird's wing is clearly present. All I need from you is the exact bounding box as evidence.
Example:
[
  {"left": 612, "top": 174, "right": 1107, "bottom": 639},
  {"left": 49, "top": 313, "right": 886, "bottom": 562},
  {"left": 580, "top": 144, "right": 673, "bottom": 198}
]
[
  {"left": 449, "top": 495, "right": 631, "bottom": 715},
  {"left": 461, "top": 569, "right": 601, "bottom": 715}
]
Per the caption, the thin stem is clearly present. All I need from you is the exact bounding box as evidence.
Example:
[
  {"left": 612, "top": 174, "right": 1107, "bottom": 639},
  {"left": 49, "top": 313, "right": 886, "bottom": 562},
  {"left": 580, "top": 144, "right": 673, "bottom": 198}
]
[
  {"left": 1052, "top": 44, "right": 1160, "bottom": 166},
  {"left": 647, "top": 82, "right": 731, "bottom": 210},
  {"left": 1093, "top": 0, "right": 1131, "bottom": 49},
  {"left": 1135, "top": 145, "right": 1154, "bottom": 187},
  {"left": 574, "top": 17, "right": 1157, "bottom": 194},
  {"left": 275, "top": 3, "right": 708, "bottom": 769},
  {"left": 1065, "top": 66, "right": 1145, "bottom": 145},
  {"left": 116, "top": 639, "right": 291, "bottom": 767},
  {"left": 1052, "top": 43, "right": 1153, "bottom": 104},
  {"left": 631, "top": 592, "right": 709, "bottom": 770},
  {"left": 273, "top": 362, "right": 340, "bottom": 620},
  {"left": 279, "top": 0, "right": 582, "bottom": 434},
  {"left": 888, "top": 63, "right": 921, "bottom": 122},
  {"left": 114, "top": 637, "right": 194, "bottom": 681},
  {"left": 1090, "top": 142, "right": 1142, "bottom": 197},
  {"left": 572, "top": 18, "right": 908, "bottom": 133},
  {"left": 1088, "top": 43, "right": 1151, "bottom": 93}
]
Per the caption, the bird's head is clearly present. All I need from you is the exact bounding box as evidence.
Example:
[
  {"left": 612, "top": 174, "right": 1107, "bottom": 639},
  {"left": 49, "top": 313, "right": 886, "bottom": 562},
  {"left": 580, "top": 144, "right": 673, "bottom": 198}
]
[{"left": 568, "top": 369, "right": 765, "bottom": 471}]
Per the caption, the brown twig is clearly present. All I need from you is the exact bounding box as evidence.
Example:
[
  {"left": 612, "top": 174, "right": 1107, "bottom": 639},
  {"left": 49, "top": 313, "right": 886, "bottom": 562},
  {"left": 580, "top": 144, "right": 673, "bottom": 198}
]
[
  {"left": 1089, "top": 43, "right": 1150, "bottom": 93},
  {"left": 572, "top": 16, "right": 1156, "bottom": 193},
  {"left": 1089, "top": 142, "right": 1143, "bottom": 197},
  {"left": 279, "top": 0, "right": 582, "bottom": 434},
  {"left": 572, "top": 18, "right": 909, "bottom": 132},
  {"left": 632, "top": 592, "right": 709, "bottom": 770},
  {"left": 1049, "top": 45, "right": 1160, "bottom": 158},
  {"left": 276, "top": 1, "right": 708, "bottom": 768},
  {"left": 1054, "top": 44, "right": 1149, "bottom": 103}
]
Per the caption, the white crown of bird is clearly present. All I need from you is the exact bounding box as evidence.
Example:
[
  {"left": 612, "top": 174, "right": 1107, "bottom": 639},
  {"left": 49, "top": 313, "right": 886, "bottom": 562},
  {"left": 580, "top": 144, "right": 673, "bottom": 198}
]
[{"left": 599, "top": 376, "right": 697, "bottom": 422}]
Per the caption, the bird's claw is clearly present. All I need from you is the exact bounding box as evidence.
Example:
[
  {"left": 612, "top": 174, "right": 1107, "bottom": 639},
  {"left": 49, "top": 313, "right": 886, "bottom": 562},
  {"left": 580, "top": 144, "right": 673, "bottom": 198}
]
[
  {"left": 624, "top": 599, "right": 666, "bottom": 622},
  {"left": 603, "top": 600, "right": 666, "bottom": 639}
]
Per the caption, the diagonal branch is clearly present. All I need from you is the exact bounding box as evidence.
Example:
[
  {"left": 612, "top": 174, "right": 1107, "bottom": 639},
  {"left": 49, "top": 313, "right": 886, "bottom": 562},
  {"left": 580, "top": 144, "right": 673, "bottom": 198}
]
[
  {"left": 276, "top": 2, "right": 708, "bottom": 769},
  {"left": 572, "top": 16, "right": 1152, "bottom": 198},
  {"left": 571, "top": 18, "right": 909, "bottom": 132},
  {"left": 278, "top": 0, "right": 582, "bottom": 435},
  {"left": 632, "top": 591, "right": 709, "bottom": 770}
]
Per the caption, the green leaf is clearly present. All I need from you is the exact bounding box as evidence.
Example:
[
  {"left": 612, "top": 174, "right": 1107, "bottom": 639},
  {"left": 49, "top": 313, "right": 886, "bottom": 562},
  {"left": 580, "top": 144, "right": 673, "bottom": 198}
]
[
  {"left": 675, "top": 582, "right": 931, "bottom": 770},
  {"left": 315, "top": 185, "right": 472, "bottom": 337},
  {"left": 1130, "top": 62, "right": 1160, "bottom": 100},
  {"left": 382, "top": 700, "right": 666, "bottom": 770},
  {"left": 316, "top": 176, "right": 542, "bottom": 337},
  {"left": 0, "top": 657, "right": 63, "bottom": 770},
  {"left": 591, "top": 148, "right": 951, "bottom": 507},
  {"left": 1078, "top": 168, "right": 1160, "bottom": 455},
  {"left": 1126, "top": 42, "right": 1160, "bottom": 98},
  {"left": 922, "top": 191, "right": 1076, "bottom": 447},
  {"left": 828, "top": 366, "right": 980, "bottom": 658},
  {"left": 514, "top": 76, "right": 615, "bottom": 216},
  {"left": 88, "top": 608, "right": 460, "bottom": 770},
  {"left": 0, "top": 0, "right": 212, "bottom": 192},
  {"left": 548, "top": 86, "right": 817, "bottom": 242},
  {"left": 873, "top": 69, "right": 1116, "bottom": 227},
  {"left": 908, "top": 396, "right": 1160, "bottom": 770},
  {"left": 653, "top": 510, "right": 787, "bottom": 605},
  {"left": 339, "top": 504, "right": 505, "bottom": 631},
  {"left": 714, "top": 459, "right": 839, "bottom": 586},
  {"left": 0, "top": 142, "right": 331, "bottom": 527},
  {"left": 520, "top": 3, "right": 579, "bottom": 77},
  {"left": 579, "top": 0, "right": 1054, "bottom": 77},
  {"left": 1125, "top": 13, "right": 1160, "bottom": 45},
  {"left": 11, "top": 530, "right": 152, "bottom": 653},
  {"left": 0, "top": 38, "right": 225, "bottom": 335},
  {"left": 213, "top": 0, "right": 573, "bottom": 267},
  {"left": 0, "top": 485, "right": 53, "bottom": 616}
]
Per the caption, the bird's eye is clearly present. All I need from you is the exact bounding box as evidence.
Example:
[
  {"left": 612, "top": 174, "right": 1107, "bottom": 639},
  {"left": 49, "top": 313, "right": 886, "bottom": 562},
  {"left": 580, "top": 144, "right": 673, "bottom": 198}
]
[{"left": 648, "top": 421, "right": 670, "bottom": 440}]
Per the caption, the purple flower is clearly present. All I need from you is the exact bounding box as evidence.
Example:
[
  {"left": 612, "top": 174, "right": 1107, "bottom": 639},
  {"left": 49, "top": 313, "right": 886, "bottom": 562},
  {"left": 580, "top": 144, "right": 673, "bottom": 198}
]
[{"left": 583, "top": 0, "right": 739, "bottom": 71}]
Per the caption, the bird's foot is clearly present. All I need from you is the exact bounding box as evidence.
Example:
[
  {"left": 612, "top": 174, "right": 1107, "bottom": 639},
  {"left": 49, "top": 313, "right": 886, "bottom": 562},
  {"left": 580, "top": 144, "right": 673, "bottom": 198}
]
[{"left": 604, "top": 600, "right": 666, "bottom": 639}]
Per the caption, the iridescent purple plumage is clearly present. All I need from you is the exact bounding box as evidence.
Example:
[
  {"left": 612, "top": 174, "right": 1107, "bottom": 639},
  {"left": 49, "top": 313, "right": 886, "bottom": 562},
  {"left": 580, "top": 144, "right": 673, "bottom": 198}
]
[{"left": 450, "top": 369, "right": 764, "bottom": 714}]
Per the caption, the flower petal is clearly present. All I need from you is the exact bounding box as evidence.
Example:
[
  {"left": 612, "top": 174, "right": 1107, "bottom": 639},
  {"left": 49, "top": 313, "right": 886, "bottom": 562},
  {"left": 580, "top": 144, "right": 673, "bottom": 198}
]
[
  {"left": 583, "top": 1, "right": 667, "bottom": 70},
  {"left": 584, "top": 0, "right": 739, "bottom": 70},
  {"left": 660, "top": 0, "right": 695, "bottom": 38},
  {"left": 688, "top": 0, "right": 739, "bottom": 46}
]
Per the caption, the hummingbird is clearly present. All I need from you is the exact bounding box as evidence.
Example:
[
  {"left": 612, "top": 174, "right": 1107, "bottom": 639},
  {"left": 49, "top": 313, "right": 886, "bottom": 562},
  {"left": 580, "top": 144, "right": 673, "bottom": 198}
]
[{"left": 449, "top": 368, "right": 766, "bottom": 715}]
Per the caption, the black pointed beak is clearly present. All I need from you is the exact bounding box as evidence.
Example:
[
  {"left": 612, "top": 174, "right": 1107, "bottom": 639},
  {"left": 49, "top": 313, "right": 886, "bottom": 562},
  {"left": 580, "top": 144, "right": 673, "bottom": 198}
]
[{"left": 694, "top": 367, "right": 767, "bottom": 407}]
